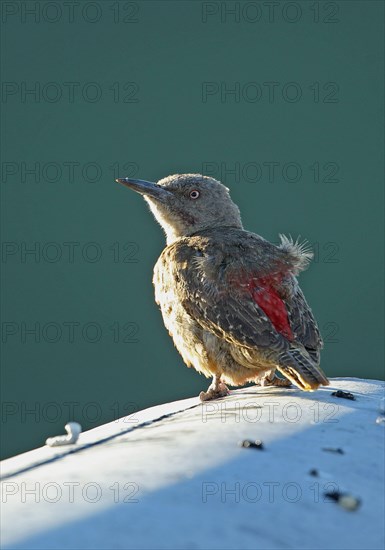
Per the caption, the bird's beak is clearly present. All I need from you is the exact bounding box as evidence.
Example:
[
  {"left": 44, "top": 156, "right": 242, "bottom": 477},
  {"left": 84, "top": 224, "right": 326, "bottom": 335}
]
[{"left": 115, "top": 178, "right": 172, "bottom": 202}]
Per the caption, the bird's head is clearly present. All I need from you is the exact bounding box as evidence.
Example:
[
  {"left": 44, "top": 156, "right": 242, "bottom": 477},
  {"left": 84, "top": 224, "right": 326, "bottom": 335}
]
[{"left": 116, "top": 173, "right": 243, "bottom": 244}]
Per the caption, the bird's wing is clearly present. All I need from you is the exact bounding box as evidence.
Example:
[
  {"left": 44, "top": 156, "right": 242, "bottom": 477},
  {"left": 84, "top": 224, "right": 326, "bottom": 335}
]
[
  {"left": 170, "top": 237, "right": 293, "bottom": 353},
  {"left": 286, "top": 284, "right": 323, "bottom": 364},
  {"left": 166, "top": 232, "right": 328, "bottom": 390}
]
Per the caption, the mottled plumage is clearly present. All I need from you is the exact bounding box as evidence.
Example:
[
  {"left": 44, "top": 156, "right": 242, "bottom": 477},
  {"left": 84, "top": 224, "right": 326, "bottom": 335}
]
[{"left": 116, "top": 173, "right": 329, "bottom": 400}]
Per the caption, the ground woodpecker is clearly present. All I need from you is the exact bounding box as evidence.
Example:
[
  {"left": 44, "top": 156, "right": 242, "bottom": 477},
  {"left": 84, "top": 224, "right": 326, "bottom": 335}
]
[{"left": 116, "top": 173, "right": 329, "bottom": 400}]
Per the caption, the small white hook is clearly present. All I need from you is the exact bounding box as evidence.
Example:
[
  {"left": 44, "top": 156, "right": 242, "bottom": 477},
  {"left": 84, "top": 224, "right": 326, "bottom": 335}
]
[{"left": 45, "top": 422, "right": 82, "bottom": 447}]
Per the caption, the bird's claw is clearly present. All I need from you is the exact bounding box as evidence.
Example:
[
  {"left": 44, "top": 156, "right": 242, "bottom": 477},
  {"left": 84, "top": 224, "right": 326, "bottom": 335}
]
[
  {"left": 200, "top": 381, "right": 230, "bottom": 401},
  {"left": 260, "top": 375, "right": 292, "bottom": 388}
]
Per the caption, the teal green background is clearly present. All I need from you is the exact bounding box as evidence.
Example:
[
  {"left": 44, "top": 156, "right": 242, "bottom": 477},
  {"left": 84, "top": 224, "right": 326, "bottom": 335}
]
[{"left": 1, "top": 0, "right": 384, "bottom": 459}]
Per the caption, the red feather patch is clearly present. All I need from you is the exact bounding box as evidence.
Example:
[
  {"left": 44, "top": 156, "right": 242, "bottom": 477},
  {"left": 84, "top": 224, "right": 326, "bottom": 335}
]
[{"left": 248, "top": 275, "right": 293, "bottom": 341}]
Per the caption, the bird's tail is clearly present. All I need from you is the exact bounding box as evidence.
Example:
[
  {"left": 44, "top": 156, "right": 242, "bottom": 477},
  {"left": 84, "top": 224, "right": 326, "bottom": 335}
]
[{"left": 276, "top": 347, "right": 329, "bottom": 391}]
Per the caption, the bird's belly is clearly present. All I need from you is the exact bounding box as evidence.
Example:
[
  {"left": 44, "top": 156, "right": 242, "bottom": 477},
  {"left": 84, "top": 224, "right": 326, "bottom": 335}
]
[{"left": 154, "top": 283, "right": 218, "bottom": 378}]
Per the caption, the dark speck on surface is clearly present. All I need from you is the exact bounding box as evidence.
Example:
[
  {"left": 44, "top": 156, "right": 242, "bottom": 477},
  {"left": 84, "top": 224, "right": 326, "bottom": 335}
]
[
  {"left": 240, "top": 439, "right": 264, "bottom": 450},
  {"left": 324, "top": 491, "right": 361, "bottom": 511},
  {"left": 331, "top": 390, "right": 356, "bottom": 400},
  {"left": 322, "top": 447, "right": 345, "bottom": 454}
]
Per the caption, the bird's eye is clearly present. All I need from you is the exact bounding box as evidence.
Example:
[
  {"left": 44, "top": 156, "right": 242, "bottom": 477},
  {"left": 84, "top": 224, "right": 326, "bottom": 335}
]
[{"left": 189, "top": 190, "right": 200, "bottom": 199}]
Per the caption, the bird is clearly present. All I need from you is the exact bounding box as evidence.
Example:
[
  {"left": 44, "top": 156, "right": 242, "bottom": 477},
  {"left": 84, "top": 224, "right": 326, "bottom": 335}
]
[{"left": 116, "top": 173, "right": 329, "bottom": 401}]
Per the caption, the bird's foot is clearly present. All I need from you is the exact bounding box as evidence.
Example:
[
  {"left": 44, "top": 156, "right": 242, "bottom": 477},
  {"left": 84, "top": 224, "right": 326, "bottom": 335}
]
[
  {"left": 200, "top": 377, "right": 230, "bottom": 401},
  {"left": 260, "top": 375, "right": 292, "bottom": 388}
]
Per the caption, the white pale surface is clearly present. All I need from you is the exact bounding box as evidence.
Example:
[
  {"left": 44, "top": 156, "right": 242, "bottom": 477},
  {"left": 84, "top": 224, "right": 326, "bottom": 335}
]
[{"left": 1, "top": 378, "right": 384, "bottom": 550}]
